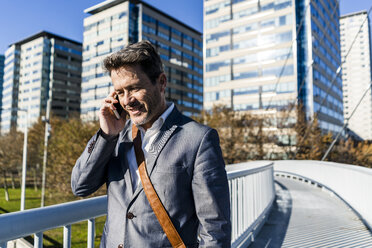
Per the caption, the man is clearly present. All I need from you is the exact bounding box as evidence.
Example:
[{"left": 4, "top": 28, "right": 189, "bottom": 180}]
[{"left": 71, "top": 41, "right": 231, "bottom": 248}]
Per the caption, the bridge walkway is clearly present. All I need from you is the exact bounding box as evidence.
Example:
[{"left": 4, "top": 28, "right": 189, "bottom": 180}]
[{"left": 250, "top": 176, "right": 372, "bottom": 248}]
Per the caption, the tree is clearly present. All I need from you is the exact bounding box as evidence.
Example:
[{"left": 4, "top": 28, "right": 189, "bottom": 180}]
[
  {"left": 330, "top": 139, "right": 372, "bottom": 167},
  {"left": 195, "top": 105, "right": 272, "bottom": 164},
  {"left": 0, "top": 116, "right": 103, "bottom": 203},
  {"left": 196, "top": 106, "right": 244, "bottom": 164},
  {"left": 0, "top": 131, "right": 24, "bottom": 200},
  {"left": 46, "top": 118, "right": 100, "bottom": 201},
  {"left": 27, "top": 118, "right": 46, "bottom": 190},
  {"left": 293, "top": 107, "right": 326, "bottom": 160},
  {"left": 354, "top": 141, "right": 372, "bottom": 167}
]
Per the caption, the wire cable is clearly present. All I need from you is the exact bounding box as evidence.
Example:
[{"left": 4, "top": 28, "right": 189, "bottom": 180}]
[
  {"left": 321, "top": 82, "right": 372, "bottom": 160},
  {"left": 293, "top": 5, "right": 372, "bottom": 159}
]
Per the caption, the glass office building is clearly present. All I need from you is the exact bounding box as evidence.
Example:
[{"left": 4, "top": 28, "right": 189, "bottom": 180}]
[
  {"left": 204, "top": 0, "right": 343, "bottom": 134},
  {"left": 1, "top": 45, "right": 20, "bottom": 133},
  {"left": 0, "top": 54, "right": 4, "bottom": 130},
  {"left": 0, "top": 31, "right": 82, "bottom": 133},
  {"left": 82, "top": 0, "right": 203, "bottom": 121},
  {"left": 340, "top": 11, "right": 372, "bottom": 140}
]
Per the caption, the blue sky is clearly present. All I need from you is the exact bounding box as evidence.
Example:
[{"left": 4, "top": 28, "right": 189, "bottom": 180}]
[{"left": 0, "top": 0, "right": 370, "bottom": 54}]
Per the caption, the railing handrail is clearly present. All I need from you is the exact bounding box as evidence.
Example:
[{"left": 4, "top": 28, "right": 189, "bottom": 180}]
[
  {"left": 289, "top": 160, "right": 372, "bottom": 175},
  {"left": 226, "top": 161, "right": 274, "bottom": 179},
  {"left": 0, "top": 196, "right": 107, "bottom": 243},
  {"left": 227, "top": 161, "right": 275, "bottom": 247},
  {"left": 0, "top": 162, "right": 275, "bottom": 246},
  {"left": 6, "top": 160, "right": 369, "bottom": 246}
]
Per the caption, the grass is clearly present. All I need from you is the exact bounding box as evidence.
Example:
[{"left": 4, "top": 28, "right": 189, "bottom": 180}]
[
  {"left": 0, "top": 187, "right": 105, "bottom": 247},
  {"left": 0, "top": 187, "right": 41, "bottom": 212}
]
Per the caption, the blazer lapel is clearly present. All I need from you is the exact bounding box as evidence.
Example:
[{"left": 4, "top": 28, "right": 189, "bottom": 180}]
[
  {"left": 130, "top": 107, "right": 182, "bottom": 202},
  {"left": 146, "top": 123, "right": 178, "bottom": 176}
]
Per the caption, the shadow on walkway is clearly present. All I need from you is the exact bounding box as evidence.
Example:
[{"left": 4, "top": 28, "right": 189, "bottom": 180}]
[{"left": 249, "top": 180, "right": 292, "bottom": 248}]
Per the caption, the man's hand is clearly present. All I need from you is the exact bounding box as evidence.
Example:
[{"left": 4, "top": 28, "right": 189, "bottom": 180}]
[{"left": 99, "top": 91, "right": 127, "bottom": 136}]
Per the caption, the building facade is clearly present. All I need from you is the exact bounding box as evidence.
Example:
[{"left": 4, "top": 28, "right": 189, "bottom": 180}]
[
  {"left": 0, "top": 54, "right": 4, "bottom": 130},
  {"left": 82, "top": 0, "right": 203, "bottom": 121},
  {"left": 1, "top": 45, "right": 20, "bottom": 133},
  {"left": 203, "top": 0, "right": 343, "bottom": 135},
  {"left": 0, "top": 31, "right": 82, "bottom": 133},
  {"left": 340, "top": 11, "right": 372, "bottom": 140}
]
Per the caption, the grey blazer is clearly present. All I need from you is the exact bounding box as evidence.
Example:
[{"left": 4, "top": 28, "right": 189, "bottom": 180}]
[{"left": 71, "top": 107, "right": 231, "bottom": 247}]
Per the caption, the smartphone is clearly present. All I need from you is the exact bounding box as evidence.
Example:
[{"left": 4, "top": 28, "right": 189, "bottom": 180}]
[{"left": 113, "top": 95, "right": 124, "bottom": 120}]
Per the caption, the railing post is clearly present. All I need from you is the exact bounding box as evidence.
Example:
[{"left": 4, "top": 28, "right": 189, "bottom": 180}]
[
  {"left": 87, "top": 218, "right": 95, "bottom": 248},
  {"left": 231, "top": 179, "right": 237, "bottom": 241},
  {"left": 63, "top": 225, "right": 71, "bottom": 248},
  {"left": 34, "top": 232, "right": 43, "bottom": 248}
]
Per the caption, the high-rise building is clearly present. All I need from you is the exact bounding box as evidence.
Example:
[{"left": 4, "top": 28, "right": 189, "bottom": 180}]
[
  {"left": 203, "top": 0, "right": 344, "bottom": 134},
  {"left": 0, "top": 31, "right": 82, "bottom": 134},
  {"left": 340, "top": 11, "right": 372, "bottom": 140},
  {"left": 1, "top": 44, "right": 21, "bottom": 133},
  {"left": 82, "top": 0, "right": 203, "bottom": 121},
  {"left": 0, "top": 54, "right": 4, "bottom": 131}
]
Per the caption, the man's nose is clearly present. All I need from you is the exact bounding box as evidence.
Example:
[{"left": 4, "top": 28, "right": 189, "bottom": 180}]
[{"left": 122, "top": 92, "right": 134, "bottom": 106}]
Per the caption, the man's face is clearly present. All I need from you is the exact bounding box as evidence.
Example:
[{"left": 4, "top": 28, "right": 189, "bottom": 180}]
[{"left": 111, "top": 65, "right": 166, "bottom": 130}]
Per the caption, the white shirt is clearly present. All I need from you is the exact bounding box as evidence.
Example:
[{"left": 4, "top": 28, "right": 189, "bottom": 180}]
[{"left": 127, "top": 102, "right": 175, "bottom": 191}]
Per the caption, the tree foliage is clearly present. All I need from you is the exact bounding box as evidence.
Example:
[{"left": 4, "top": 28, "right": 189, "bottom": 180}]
[
  {"left": 328, "top": 139, "right": 372, "bottom": 168},
  {"left": 196, "top": 104, "right": 372, "bottom": 167},
  {"left": 196, "top": 105, "right": 274, "bottom": 164},
  {"left": 0, "top": 117, "right": 101, "bottom": 202},
  {"left": 195, "top": 105, "right": 251, "bottom": 164},
  {"left": 0, "top": 131, "right": 24, "bottom": 173},
  {"left": 0, "top": 130, "right": 24, "bottom": 200},
  {"left": 46, "top": 118, "right": 100, "bottom": 200},
  {"left": 294, "top": 114, "right": 326, "bottom": 160}
]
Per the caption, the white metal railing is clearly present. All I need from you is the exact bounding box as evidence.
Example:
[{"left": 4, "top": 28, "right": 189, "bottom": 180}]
[
  {"left": 0, "top": 196, "right": 107, "bottom": 248},
  {"left": 0, "top": 162, "right": 275, "bottom": 248},
  {"left": 227, "top": 161, "right": 275, "bottom": 248},
  {"left": 273, "top": 160, "right": 372, "bottom": 232}
]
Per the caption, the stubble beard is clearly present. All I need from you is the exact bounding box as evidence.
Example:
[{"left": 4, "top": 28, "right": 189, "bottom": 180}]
[
  {"left": 132, "top": 110, "right": 150, "bottom": 126},
  {"left": 131, "top": 91, "right": 163, "bottom": 127}
]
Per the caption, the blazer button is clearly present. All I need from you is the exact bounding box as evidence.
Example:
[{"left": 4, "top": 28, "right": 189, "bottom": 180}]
[
  {"left": 118, "top": 244, "right": 123, "bottom": 248},
  {"left": 126, "top": 212, "right": 135, "bottom": 219}
]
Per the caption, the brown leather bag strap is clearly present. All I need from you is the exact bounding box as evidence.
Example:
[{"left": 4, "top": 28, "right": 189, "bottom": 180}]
[{"left": 132, "top": 125, "right": 186, "bottom": 248}]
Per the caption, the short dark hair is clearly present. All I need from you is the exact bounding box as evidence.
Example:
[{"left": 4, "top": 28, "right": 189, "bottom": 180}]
[{"left": 103, "top": 40, "right": 164, "bottom": 84}]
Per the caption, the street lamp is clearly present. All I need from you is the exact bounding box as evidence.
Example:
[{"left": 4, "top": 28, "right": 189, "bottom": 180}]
[
  {"left": 0, "top": 107, "right": 29, "bottom": 211},
  {"left": 40, "top": 98, "right": 51, "bottom": 208}
]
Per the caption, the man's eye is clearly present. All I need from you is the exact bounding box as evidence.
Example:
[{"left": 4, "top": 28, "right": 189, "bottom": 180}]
[{"left": 129, "top": 88, "right": 139, "bottom": 93}]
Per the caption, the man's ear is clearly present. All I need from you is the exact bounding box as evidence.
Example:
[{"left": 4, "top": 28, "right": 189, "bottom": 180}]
[{"left": 158, "top": 73, "right": 167, "bottom": 92}]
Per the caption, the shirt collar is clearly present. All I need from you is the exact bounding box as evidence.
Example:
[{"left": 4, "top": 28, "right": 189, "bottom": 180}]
[{"left": 137, "top": 102, "right": 174, "bottom": 134}]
